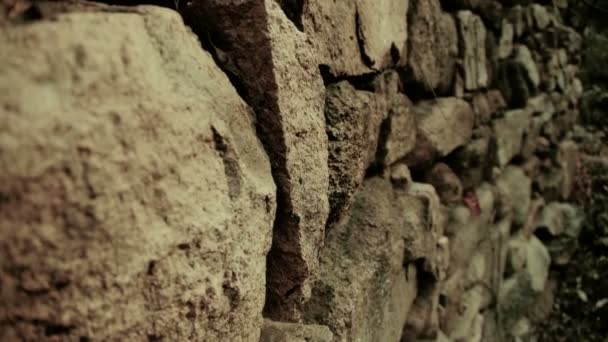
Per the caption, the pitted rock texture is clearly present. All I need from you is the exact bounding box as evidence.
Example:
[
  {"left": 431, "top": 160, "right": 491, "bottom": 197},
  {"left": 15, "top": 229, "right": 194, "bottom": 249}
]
[
  {"left": 0, "top": 0, "right": 589, "bottom": 341},
  {"left": 404, "top": 97, "right": 474, "bottom": 166},
  {"left": 407, "top": 0, "right": 458, "bottom": 93},
  {"left": 325, "top": 81, "right": 387, "bottom": 227},
  {"left": 185, "top": 0, "right": 330, "bottom": 321},
  {"left": 457, "top": 10, "right": 489, "bottom": 91},
  {"left": 303, "top": 0, "right": 409, "bottom": 76},
  {"left": 0, "top": 7, "right": 275, "bottom": 341},
  {"left": 304, "top": 178, "right": 443, "bottom": 342}
]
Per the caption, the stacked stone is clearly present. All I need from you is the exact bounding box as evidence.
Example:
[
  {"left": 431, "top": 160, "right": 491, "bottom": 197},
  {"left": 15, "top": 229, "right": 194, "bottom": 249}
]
[{"left": 0, "top": 0, "right": 586, "bottom": 341}]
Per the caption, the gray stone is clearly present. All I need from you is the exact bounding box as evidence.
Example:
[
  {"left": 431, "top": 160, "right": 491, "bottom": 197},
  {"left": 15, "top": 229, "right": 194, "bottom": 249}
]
[
  {"left": 391, "top": 163, "right": 413, "bottom": 191},
  {"left": 513, "top": 45, "right": 540, "bottom": 89},
  {"left": 260, "top": 320, "right": 333, "bottom": 342},
  {"left": 449, "top": 128, "right": 493, "bottom": 189},
  {"left": 457, "top": 10, "right": 489, "bottom": 90},
  {"left": 0, "top": 7, "right": 276, "bottom": 340},
  {"left": 531, "top": 4, "right": 550, "bottom": 30},
  {"left": 404, "top": 98, "right": 474, "bottom": 166},
  {"left": 472, "top": 90, "right": 507, "bottom": 126},
  {"left": 448, "top": 286, "right": 484, "bottom": 341},
  {"left": 373, "top": 72, "right": 417, "bottom": 166},
  {"left": 496, "top": 166, "right": 532, "bottom": 227},
  {"left": 507, "top": 5, "right": 527, "bottom": 38},
  {"left": 425, "top": 163, "right": 463, "bottom": 205},
  {"left": 535, "top": 202, "right": 584, "bottom": 237},
  {"left": 492, "top": 108, "right": 531, "bottom": 166},
  {"left": 407, "top": 0, "right": 458, "bottom": 92},
  {"left": 305, "top": 178, "right": 438, "bottom": 342},
  {"left": 447, "top": 184, "right": 496, "bottom": 273},
  {"left": 498, "top": 19, "right": 514, "bottom": 59},
  {"left": 325, "top": 81, "right": 387, "bottom": 227},
  {"left": 499, "top": 234, "right": 551, "bottom": 331},
  {"left": 303, "top": 0, "right": 409, "bottom": 76}
]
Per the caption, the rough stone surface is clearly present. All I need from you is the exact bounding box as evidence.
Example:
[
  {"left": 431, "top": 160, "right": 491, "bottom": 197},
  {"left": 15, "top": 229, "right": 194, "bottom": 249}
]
[
  {"left": 260, "top": 320, "right": 333, "bottom": 342},
  {"left": 457, "top": 10, "right": 489, "bottom": 90},
  {"left": 513, "top": 44, "right": 541, "bottom": 89},
  {"left": 498, "top": 19, "right": 514, "bottom": 59},
  {"left": 0, "top": 7, "right": 276, "bottom": 341},
  {"left": 373, "top": 71, "right": 417, "bottom": 167},
  {"left": 325, "top": 81, "right": 387, "bottom": 227},
  {"left": 404, "top": 98, "right": 474, "bottom": 166},
  {"left": 303, "top": 0, "right": 409, "bottom": 76},
  {"left": 0, "top": 1, "right": 589, "bottom": 340},
  {"left": 425, "top": 163, "right": 463, "bottom": 204},
  {"left": 407, "top": 0, "right": 458, "bottom": 93},
  {"left": 304, "top": 178, "right": 425, "bottom": 342},
  {"left": 499, "top": 234, "right": 551, "bottom": 332},
  {"left": 496, "top": 166, "right": 532, "bottom": 227},
  {"left": 472, "top": 90, "right": 507, "bottom": 126},
  {"left": 187, "top": 0, "right": 330, "bottom": 320},
  {"left": 492, "top": 108, "right": 531, "bottom": 166}
]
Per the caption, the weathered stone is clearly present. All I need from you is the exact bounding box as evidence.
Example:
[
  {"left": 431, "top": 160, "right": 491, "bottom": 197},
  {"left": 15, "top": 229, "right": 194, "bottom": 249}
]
[
  {"left": 407, "top": 0, "right": 458, "bottom": 93},
  {"left": 187, "top": 0, "right": 330, "bottom": 319},
  {"left": 529, "top": 278, "right": 557, "bottom": 322},
  {"left": 492, "top": 108, "right": 531, "bottom": 166},
  {"left": 497, "top": 53, "right": 538, "bottom": 108},
  {"left": 531, "top": 4, "right": 550, "bottom": 30},
  {"left": 305, "top": 178, "right": 435, "bottom": 342},
  {"left": 373, "top": 72, "right": 417, "bottom": 166},
  {"left": 425, "top": 163, "right": 463, "bottom": 204},
  {"left": 404, "top": 182, "right": 447, "bottom": 265},
  {"left": 449, "top": 132, "right": 492, "bottom": 190},
  {"left": 507, "top": 5, "right": 527, "bottom": 38},
  {"left": 404, "top": 98, "right": 474, "bottom": 166},
  {"left": 457, "top": 10, "right": 489, "bottom": 90},
  {"left": 472, "top": 90, "right": 506, "bottom": 126},
  {"left": 513, "top": 45, "right": 540, "bottom": 89},
  {"left": 391, "top": 163, "right": 413, "bottom": 191},
  {"left": 499, "top": 234, "right": 551, "bottom": 331},
  {"left": 535, "top": 202, "right": 584, "bottom": 237},
  {"left": 403, "top": 277, "right": 441, "bottom": 340},
  {"left": 303, "top": 0, "right": 409, "bottom": 76},
  {"left": 496, "top": 166, "right": 532, "bottom": 227},
  {"left": 447, "top": 184, "right": 496, "bottom": 273},
  {"left": 498, "top": 19, "right": 514, "bottom": 59},
  {"left": 260, "top": 320, "right": 333, "bottom": 342},
  {"left": 557, "top": 140, "right": 579, "bottom": 199},
  {"left": 325, "top": 81, "right": 387, "bottom": 227},
  {"left": 448, "top": 286, "right": 484, "bottom": 341},
  {"left": 0, "top": 7, "right": 276, "bottom": 341}
]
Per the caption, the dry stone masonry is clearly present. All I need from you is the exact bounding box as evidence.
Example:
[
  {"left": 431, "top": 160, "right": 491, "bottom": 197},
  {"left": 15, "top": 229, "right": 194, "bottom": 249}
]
[{"left": 0, "top": 0, "right": 589, "bottom": 341}]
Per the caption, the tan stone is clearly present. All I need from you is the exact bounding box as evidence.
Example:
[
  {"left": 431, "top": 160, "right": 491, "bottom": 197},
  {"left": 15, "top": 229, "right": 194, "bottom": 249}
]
[
  {"left": 260, "top": 320, "right": 333, "bottom": 342},
  {"left": 0, "top": 7, "right": 275, "bottom": 341},
  {"left": 303, "top": 0, "right": 409, "bottom": 76},
  {"left": 185, "top": 0, "right": 330, "bottom": 319},
  {"left": 405, "top": 98, "right": 474, "bottom": 166}
]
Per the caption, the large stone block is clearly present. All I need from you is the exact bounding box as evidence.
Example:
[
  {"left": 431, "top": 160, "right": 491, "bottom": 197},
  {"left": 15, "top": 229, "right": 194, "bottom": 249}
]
[
  {"left": 499, "top": 234, "right": 551, "bottom": 332},
  {"left": 325, "top": 81, "right": 387, "bottom": 227},
  {"left": 305, "top": 178, "right": 444, "bottom": 342},
  {"left": 185, "top": 0, "right": 330, "bottom": 319},
  {"left": 303, "top": 0, "right": 409, "bottom": 76},
  {"left": 404, "top": 98, "right": 474, "bottom": 167},
  {"left": 0, "top": 7, "right": 275, "bottom": 341},
  {"left": 407, "top": 0, "right": 458, "bottom": 93},
  {"left": 456, "top": 11, "right": 489, "bottom": 91}
]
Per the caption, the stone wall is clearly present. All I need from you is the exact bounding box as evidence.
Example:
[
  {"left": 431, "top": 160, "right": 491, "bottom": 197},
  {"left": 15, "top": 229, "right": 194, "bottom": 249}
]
[{"left": 0, "top": 0, "right": 586, "bottom": 341}]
